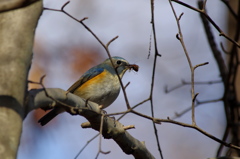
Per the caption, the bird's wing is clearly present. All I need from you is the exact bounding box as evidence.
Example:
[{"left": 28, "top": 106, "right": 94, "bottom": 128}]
[{"left": 67, "top": 66, "right": 104, "bottom": 93}]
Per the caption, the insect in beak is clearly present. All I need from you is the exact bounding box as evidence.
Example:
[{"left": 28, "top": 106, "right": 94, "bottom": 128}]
[{"left": 128, "top": 64, "right": 139, "bottom": 72}]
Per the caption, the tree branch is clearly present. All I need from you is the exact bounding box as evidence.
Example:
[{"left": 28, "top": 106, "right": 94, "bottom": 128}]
[
  {"left": 198, "top": 1, "right": 228, "bottom": 82},
  {"left": 44, "top": 0, "right": 132, "bottom": 111},
  {"left": 171, "top": 0, "right": 240, "bottom": 47},
  {"left": 27, "top": 88, "right": 155, "bottom": 159},
  {"left": 169, "top": 0, "right": 198, "bottom": 126},
  {"left": 149, "top": 0, "right": 163, "bottom": 158}
]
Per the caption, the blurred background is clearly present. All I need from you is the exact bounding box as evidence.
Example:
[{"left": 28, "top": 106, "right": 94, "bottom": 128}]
[{"left": 18, "top": 0, "right": 227, "bottom": 158}]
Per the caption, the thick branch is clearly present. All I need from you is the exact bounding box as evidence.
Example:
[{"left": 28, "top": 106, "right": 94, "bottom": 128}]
[{"left": 27, "top": 88, "right": 155, "bottom": 159}]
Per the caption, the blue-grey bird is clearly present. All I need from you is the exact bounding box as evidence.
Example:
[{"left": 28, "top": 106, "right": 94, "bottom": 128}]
[{"left": 38, "top": 56, "right": 139, "bottom": 126}]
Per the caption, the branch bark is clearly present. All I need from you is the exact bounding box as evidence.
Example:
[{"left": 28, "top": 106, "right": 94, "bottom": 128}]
[{"left": 27, "top": 88, "right": 155, "bottom": 159}]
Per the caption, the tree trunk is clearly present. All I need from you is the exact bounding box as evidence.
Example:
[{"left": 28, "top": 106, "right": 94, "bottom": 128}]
[{"left": 0, "top": 1, "right": 42, "bottom": 158}]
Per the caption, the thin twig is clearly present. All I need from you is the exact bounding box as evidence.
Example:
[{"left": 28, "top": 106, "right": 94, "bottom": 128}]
[
  {"left": 165, "top": 79, "right": 221, "bottom": 93},
  {"left": 123, "top": 125, "right": 135, "bottom": 130},
  {"left": 149, "top": 0, "right": 163, "bottom": 158},
  {"left": 108, "top": 109, "right": 240, "bottom": 152},
  {"left": 106, "top": 36, "right": 118, "bottom": 48},
  {"left": 44, "top": 1, "right": 132, "bottom": 110},
  {"left": 117, "top": 98, "right": 150, "bottom": 121},
  {"left": 95, "top": 115, "right": 111, "bottom": 159},
  {"left": 193, "top": 62, "right": 209, "bottom": 70},
  {"left": 33, "top": 75, "right": 82, "bottom": 112},
  {"left": 74, "top": 133, "right": 99, "bottom": 159},
  {"left": 171, "top": 0, "right": 240, "bottom": 47},
  {"left": 172, "top": 98, "right": 223, "bottom": 119},
  {"left": 124, "top": 82, "right": 130, "bottom": 89},
  {"left": 169, "top": 0, "right": 197, "bottom": 126},
  {"left": 157, "top": 118, "right": 240, "bottom": 151}
]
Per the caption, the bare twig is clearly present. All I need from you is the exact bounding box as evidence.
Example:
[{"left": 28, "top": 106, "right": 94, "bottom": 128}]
[
  {"left": 171, "top": 0, "right": 240, "bottom": 47},
  {"left": 193, "top": 62, "right": 209, "bottom": 70},
  {"left": 169, "top": 0, "right": 197, "bottom": 126},
  {"left": 106, "top": 36, "right": 119, "bottom": 48},
  {"left": 44, "top": 1, "right": 132, "bottom": 111},
  {"left": 74, "top": 133, "right": 99, "bottom": 159},
  {"left": 157, "top": 118, "right": 240, "bottom": 151},
  {"left": 117, "top": 98, "right": 150, "bottom": 121},
  {"left": 124, "top": 82, "right": 130, "bottom": 89},
  {"left": 201, "top": 0, "right": 207, "bottom": 10},
  {"left": 172, "top": 98, "right": 223, "bottom": 119},
  {"left": 165, "top": 79, "right": 221, "bottom": 93},
  {"left": 29, "top": 75, "right": 81, "bottom": 112},
  {"left": 95, "top": 115, "right": 111, "bottom": 159},
  {"left": 123, "top": 125, "right": 135, "bottom": 130},
  {"left": 107, "top": 104, "right": 240, "bottom": 152},
  {"left": 107, "top": 107, "right": 161, "bottom": 125},
  {"left": 29, "top": 87, "right": 155, "bottom": 158},
  {"left": 41, "top": 1, "right": 240, "bottom": 158},
  {"left": 197, "top": 1, "right": 240, "bottom": 156},
  {"left": 149, "top": 0, "right": 163, "bottom": 158}
]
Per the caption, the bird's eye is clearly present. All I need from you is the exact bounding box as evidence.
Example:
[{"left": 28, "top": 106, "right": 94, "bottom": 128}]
[{"left": 116, "top": 60, "right": 122, "bottom": 65}]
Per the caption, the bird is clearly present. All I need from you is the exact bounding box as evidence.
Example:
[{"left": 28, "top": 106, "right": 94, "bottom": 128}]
[{"left": 38, "top": 56, "right": 139, "bottom": 126}]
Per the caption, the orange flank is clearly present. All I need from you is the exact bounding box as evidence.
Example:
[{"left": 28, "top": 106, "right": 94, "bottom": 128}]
[{"left": 74, "top": 70, "right": 108, "bottom": 93}]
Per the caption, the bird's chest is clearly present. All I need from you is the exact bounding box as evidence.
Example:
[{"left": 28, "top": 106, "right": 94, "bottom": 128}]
[{"left": 76, "top": 71, "right": 121, "bottom": 107}]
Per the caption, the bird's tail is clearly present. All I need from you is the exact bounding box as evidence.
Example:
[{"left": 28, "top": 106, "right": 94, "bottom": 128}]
[{"left": 38, "top": 108, "right": 62, "bottom": 126}]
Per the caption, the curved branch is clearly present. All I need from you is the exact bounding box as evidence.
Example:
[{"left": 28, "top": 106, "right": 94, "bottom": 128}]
[
  {"left": 171, "top": 0, "right": 240, "bottom": 47},
  {"left": 26, "top": 88, "right": 155, "bottom": 159}
]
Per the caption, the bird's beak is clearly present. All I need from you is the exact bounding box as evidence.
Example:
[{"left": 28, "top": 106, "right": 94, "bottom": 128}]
[{"left": 127, "top": 64, "right": 139, "bottom": 72}]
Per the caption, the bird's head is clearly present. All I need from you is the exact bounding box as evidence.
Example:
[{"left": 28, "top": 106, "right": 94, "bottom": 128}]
[{"left": 104, "top": 56, "right": 139, "bottom": 78}]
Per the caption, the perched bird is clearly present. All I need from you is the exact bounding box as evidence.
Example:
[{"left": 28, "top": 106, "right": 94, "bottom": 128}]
[{"left": 38, "top": 56, "right": 138, "bottom": 126}]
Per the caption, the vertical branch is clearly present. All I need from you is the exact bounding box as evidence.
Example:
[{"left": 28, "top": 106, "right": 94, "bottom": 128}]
[
  {"left": 197, "top": 1, "right": 230, "bottom": 156},
  {"left": 169, "top": 1, "right": 197, "bottom": 125},
  {"left": 198, "top": 1, "right": 228, "bottom": 82},
  {"left": 95, "top": 115, "right": 110, "bottom": 159},
  {"left": 222, "top": 0, "right": 240, "bottom": 157},
  {"left": 149, "top": 0, "right": 164, "bottom": 158}
]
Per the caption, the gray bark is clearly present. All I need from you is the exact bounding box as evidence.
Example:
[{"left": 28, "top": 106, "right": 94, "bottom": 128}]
[{"left": 0, "top": 1, "right": 42, "bottom": 158}]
